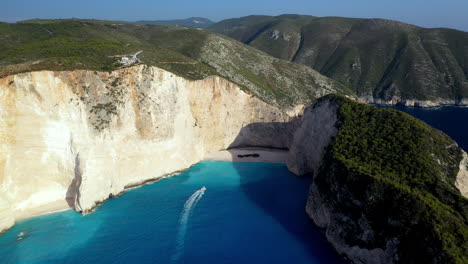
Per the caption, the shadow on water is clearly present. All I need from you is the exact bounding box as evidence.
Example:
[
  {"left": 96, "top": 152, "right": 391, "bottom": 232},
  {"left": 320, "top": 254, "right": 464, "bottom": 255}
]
[
  {"left": 227, "top": 121, "right": 347, "bottom": 263},
  {"left": 4, "top": 104, "right": 467, "bottom": 263},
  {"left": 1, "top": 118, "right": 347, "bottom": 263}
]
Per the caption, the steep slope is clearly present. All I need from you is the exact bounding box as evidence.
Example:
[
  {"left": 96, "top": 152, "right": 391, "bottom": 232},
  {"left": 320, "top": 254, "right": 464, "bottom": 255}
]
[
  {"left": 211, "top": 15, "right": 468, "bottom": 106},
  {"left": 210, "top": 14, "right": 315, "bottom": 60},
  {"left": 135, "top": 17, "right": 214, "bottom": 28},
  {"left": 288, "top": 95, "right": 468, "bottom": 263},
  {"left": 1, "top": 65, "right": 467, "bottom": 264},
  {"left": 0, "top": 19, "right": 349, "bottom": 109},
  {"left": 0, "top": 65, "right": 294, "bottom": 232}
]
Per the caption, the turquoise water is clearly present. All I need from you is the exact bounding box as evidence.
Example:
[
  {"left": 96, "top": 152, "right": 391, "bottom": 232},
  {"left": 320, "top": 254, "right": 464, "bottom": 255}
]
[{"left": 0, "top": 161, "right": 345, "bottom": 264}]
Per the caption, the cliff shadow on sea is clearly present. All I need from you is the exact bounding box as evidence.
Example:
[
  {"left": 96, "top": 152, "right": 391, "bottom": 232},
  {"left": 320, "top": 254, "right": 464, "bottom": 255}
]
[{"left": 226, "top": 121, "right": 347, "bottom": 263}]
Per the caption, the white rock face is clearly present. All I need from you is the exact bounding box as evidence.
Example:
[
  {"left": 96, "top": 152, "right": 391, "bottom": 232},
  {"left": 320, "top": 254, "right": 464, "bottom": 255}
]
[
  {"left": 0, "top": 194, "right": 14, "bottom": 233},
  {"left": 287, "top": 100, "right": 338, "bottom": 176},
  {"left": 0, "top": 65, "right": 291, "bottom": 231},
  {"left": 456, "top": 151, "right": 468, "bottom": 198},
  {"left": 359, "top": 96, "right": 468, "bottom": 108}
]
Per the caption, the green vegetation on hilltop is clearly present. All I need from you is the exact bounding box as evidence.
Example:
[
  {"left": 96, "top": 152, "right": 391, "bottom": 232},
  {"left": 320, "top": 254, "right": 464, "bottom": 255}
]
[
  {"left": 0, "top": 19, "right": 350, "bottom": 108},
  {"left": 0, "top": 20, "right": 216, "bottom": 80},
  {"left": 315, "top": 94, "right": 468, "bottom": 263},
  {"left": 211, "top": 15, "right": 468, "bottom": 103}
]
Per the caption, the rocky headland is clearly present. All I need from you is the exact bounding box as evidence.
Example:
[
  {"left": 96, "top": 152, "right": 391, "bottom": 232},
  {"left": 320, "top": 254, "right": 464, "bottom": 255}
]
[
  {"left": 0, "top": 66, "right": 467, "bottom": 264},
  {"left": 288, "top": 95, "right": 468, "bottom": 264}
]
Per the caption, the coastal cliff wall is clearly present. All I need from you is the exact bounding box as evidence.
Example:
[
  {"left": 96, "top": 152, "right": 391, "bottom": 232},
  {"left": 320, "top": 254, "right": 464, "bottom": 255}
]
[
  {"left": 1, "top": 67, "right": 467, "bottom": 263},
  {"left": 358, "top": 96, "right": 468, "bottom": 108},
  {"left": 288, "top": 96, "right": 468, "bottom": 264},
  {"left": 287, "top": 100, "right": 338, "bottom": 176},
  {"left": 0, "top": 65, "right": 291, "bottom": 232}
]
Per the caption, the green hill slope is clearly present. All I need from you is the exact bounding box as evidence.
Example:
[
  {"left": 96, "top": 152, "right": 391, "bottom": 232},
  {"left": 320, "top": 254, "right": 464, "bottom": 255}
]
[
  {"left": 211, "top": 15, "right": 468, "bottom": 105},
  {"left": 0, "top": 19, "right": 350, "bottom": 108},
  {"left": 311, "top": 94, "right": 468, "bottom": 263}
]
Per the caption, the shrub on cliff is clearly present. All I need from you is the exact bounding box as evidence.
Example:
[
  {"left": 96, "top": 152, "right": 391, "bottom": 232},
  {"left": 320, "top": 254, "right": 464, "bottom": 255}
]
[{"left": 313, "top": 94, "right": 467, "bottom": 263}]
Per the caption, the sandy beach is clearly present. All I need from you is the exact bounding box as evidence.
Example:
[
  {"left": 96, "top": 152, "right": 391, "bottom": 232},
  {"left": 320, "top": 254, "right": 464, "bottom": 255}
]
[
  {"left": 204, "top": 147, "right": 289, "bottom": 163},
  {"left": 11, "top": 148, "right": 288, "bottom": 224},
  {"left": 15, "top": 200, "right": 71, "bottom": 221}
]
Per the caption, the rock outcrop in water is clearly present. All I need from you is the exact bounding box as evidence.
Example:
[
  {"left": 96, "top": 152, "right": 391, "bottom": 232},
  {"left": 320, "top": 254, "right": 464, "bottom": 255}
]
[
  {"left": 0, "top": 65, "right": 292, "bottom": 232},
  {"left": 288, "top": 95, "right": 468, "bottom": 264}
]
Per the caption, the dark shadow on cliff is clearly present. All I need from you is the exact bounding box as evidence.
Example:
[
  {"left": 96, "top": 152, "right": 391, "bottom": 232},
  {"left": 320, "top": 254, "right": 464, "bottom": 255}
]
[
  {"left": 66, "top": 153, "right": 82, "bottom": 209},
  {"left": 227, "top": 121, "right": 347, "bottom": 263}
]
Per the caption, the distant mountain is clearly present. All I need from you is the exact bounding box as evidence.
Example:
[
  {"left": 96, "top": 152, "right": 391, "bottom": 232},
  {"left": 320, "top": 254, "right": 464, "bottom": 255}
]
[
  {"left": 210, "top": 15, "right": 468, "bottom": 105},
  {"left": 135, "top": 17, "right": 214, "bottom": 28}
]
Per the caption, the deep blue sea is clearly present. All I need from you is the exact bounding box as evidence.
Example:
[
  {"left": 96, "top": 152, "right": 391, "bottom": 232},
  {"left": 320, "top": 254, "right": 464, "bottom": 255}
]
[
  {"left": 0, "top": 161, "right": 346, "bottom": 264},
  {"left": 2, "top": 106, "right": 466, "bottom": 264},
  {"left": 379, "top": 105, "right": 468, "bottom": 150}
]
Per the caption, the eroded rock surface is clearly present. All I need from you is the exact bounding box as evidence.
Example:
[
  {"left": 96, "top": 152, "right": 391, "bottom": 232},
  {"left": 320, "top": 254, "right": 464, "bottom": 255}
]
[
  {"left": 456, "top": 151, "right": 468, "bottom": 198},
  {"left": 287, "top": 100, "right": 338, "bottom": 176},
  {"left": 0, "top": 65, "right": 292, "bottom": 230},
  {"left": 290, "top": 95, "right": 468, "bottom": 264}
]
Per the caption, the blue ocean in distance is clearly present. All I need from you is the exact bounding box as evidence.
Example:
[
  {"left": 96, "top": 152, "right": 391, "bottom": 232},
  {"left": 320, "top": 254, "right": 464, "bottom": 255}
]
[
  {"left": 379, "top": 105, "right": 468, "bottom": 150},
  {"left": 0, "top": 161, "right": 346, "bottom": 264}
]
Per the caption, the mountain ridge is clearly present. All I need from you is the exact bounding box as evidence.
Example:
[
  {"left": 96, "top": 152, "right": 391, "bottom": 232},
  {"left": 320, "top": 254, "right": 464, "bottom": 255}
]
[{"left": 210, "top": 14, "right": 468, "bottom": 106}]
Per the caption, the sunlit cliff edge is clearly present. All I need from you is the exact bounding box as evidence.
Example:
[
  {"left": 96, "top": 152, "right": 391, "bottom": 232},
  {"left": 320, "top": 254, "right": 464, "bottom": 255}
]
[
  {"left": 0, "top": 65, "right": 294, "bottom": 232},
  {"left": 0, "top": 65, "right": 467, "bottom": 263}
]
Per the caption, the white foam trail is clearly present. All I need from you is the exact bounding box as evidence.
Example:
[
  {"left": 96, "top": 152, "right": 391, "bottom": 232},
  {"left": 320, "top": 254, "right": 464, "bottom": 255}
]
[{"left": 171, "top": 187, "right": 206, "bottom": 263}]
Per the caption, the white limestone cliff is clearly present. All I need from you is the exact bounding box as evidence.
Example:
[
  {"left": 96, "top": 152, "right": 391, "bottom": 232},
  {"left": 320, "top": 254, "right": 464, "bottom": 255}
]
[
  {"left": 358, "top": 95, "right": 468, "bottom": 108},
  {"left": 0, "top": 65, "right": 292, "bottom": 232},
  {"left": 286, "top": 100, "right": 338, "bottom": 176},
  {"left": 456, "top": 151, "right": 468, "bottom": 198}
]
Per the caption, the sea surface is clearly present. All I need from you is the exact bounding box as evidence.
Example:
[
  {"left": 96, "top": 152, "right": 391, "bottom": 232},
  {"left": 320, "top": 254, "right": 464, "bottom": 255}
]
[
  {"left": 0, "top": 161, "right": 345, "bottom": 264},
  {"left": 379, "top": 105, "right": 468, "bottom": 150},
  {"left": 2, "top": 106, "right": 466, "bottom": 264}
]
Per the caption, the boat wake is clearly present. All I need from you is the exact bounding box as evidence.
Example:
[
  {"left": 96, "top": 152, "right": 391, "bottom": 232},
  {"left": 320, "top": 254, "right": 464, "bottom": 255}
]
[{"left": 171, "top": 187, "right": 206, "bottom": 262}]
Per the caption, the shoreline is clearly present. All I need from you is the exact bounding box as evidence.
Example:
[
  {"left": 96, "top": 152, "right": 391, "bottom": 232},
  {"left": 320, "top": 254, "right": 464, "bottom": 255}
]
[
  {"left": 5, "top": 147, "right": 288, "bottom": 230},
  {"left": 359, "top": 97, "right": 468, "bottom": 109},
  {"left": 15, "top": 200, "right": 71, "bottom": 222},
  {"left": 203, "top": 147, "right": 288, "bottom": 163}
]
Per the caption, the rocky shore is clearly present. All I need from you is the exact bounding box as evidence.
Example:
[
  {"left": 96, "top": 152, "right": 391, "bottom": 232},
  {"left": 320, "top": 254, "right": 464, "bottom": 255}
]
[{"left": 358, "top": 96, "right": 468, "bottom": 108}]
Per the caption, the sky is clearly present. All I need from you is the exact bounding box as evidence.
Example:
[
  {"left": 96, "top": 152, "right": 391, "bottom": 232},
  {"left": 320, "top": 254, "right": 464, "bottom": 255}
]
[{"left": 2, "top": 0, "right": 468, "bottom": 32}]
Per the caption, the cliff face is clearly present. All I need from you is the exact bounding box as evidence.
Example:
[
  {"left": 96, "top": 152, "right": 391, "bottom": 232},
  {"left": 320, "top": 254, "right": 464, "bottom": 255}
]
[
  {"left": 358, "top": 96, "right": 468, "bottom": 108},
  {"left": 1, "top": 66, "right": 467, "bottom": 264},
  {"left": 288, "top": 96, "right": 468, "bottom": 264},
  {"left": 287, "top": 100, "right": 338, "bottom": 176},
  {"left": 0, "top": 65, "right": 291, "bottom": 232},
  {"left": 456, "top": 152, "right": 468, "bottom": 198}
]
